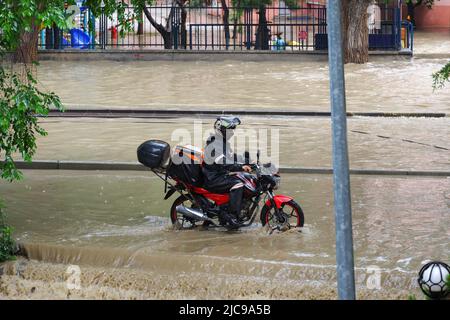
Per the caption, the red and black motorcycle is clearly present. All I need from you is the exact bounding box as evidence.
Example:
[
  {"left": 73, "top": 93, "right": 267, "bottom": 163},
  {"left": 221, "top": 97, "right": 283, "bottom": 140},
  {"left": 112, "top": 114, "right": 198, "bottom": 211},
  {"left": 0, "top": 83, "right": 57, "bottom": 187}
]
[{"left": 137, "top": 140, "right": 304, "bottom": 232}]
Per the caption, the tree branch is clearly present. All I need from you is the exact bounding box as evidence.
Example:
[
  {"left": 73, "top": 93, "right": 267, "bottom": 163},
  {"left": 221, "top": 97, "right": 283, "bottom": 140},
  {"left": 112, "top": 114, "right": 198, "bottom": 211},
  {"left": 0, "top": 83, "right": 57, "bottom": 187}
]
[
  {"left": 414, "top": 0, "right": 424, "bottom": 8},
  {"left": 143, "top": 4, "right": 166, "bottom": 34}
]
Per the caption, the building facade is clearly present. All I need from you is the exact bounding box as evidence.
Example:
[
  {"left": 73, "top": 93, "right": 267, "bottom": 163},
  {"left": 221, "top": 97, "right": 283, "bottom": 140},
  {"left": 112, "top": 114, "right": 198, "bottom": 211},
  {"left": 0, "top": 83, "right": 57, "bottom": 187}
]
[{"left": 413, "top": 0, "right": 450, "bottom": 28}]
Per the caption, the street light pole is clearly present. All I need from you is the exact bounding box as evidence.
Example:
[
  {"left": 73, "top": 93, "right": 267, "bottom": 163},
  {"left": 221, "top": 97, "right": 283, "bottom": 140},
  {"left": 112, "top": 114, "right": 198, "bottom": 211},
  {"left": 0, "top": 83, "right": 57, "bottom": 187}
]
[{"left": 326, "top": 0, "right": 356, "bottom": 300}]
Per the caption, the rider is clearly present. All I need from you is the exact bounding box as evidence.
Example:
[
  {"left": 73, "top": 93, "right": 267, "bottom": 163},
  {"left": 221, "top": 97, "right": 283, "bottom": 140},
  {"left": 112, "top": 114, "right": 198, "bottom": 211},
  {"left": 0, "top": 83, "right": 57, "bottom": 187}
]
[{"left": 203, "top": 116, "right": 252, "bottom": 228}]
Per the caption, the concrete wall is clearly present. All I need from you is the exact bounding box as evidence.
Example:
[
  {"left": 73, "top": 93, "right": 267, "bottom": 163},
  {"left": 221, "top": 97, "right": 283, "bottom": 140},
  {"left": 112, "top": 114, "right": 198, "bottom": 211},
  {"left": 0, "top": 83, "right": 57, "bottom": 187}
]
[{"left": 37, "top": 49, "right": 411, "bottom": 62}]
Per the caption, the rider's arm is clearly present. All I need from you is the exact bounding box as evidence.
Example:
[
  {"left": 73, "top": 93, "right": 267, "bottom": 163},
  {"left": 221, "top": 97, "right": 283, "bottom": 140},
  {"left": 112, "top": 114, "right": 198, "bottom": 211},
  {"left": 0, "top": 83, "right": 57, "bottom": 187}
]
[{"left": 214, "top": 154, "right": 245, "bottom": 172}]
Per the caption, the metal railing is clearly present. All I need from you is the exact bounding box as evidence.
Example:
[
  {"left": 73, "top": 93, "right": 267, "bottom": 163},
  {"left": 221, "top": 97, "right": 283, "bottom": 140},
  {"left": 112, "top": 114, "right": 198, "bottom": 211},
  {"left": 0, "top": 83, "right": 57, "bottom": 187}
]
[{"left": 38, "top": 4, "right": 412, "bottom": 52}]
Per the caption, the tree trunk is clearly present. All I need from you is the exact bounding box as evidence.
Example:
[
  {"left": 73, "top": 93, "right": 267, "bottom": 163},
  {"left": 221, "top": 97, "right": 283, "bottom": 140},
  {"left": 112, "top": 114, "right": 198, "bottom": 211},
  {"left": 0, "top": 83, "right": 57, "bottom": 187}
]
[
  {"left": 13, "top": 21, "right": 40, "bottom": 63},
  {"left": 255, "top": 6, "right": 270, "bottom": 50},
  {"left": 342, "top": 0, "right": 372, "bottom": 64},
  {"left": 137, "top": 10, "right": 144, "bottom": 35},
  {"left": 220, "top": 0, "right": 230, "bottom": 49},
  {"left": 232, "top": 0, "right": 241, "bottom": 39},
  {"left": 143, "top": 5, "right": 173, "bottom": 49},
  {"left": 406, "top": 1, "right": 424, "bottom": 28}
]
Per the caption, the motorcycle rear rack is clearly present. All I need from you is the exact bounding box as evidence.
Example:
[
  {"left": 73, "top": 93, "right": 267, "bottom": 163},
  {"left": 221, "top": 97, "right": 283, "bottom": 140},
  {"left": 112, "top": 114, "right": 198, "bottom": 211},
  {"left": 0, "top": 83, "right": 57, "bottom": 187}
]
[{"left": 151, "top": 169, "right": 203, "bottom": 209}]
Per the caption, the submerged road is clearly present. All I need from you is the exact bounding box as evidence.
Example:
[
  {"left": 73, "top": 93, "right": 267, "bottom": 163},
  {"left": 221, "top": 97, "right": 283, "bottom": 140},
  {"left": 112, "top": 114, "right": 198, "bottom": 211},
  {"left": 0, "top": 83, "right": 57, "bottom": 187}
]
[{"left": 13, "top": 160, "right": 450, "bottom": 177}]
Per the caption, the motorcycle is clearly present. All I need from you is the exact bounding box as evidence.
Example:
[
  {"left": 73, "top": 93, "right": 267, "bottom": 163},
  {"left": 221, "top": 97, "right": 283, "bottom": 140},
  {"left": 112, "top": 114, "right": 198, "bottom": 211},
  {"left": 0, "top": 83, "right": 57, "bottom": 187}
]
[{"left": 137, "top": 140, "right": 305, "bottom": 232}]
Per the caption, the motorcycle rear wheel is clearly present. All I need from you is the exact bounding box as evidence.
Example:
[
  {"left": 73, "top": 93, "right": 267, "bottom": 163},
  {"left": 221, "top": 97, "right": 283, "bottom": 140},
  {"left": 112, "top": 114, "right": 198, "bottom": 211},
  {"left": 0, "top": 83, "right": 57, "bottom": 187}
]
[
  {"left": 170, "top": 194, "right": 205, "bottom": 230},
  {"left": 260, "top": 200, "right": 305, "bottom": 230}
]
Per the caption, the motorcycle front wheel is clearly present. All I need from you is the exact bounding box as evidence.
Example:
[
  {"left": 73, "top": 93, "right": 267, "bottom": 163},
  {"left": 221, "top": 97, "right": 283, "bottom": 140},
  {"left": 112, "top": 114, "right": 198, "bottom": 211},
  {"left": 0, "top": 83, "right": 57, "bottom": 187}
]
[
  {"left": 260, "top": 200, "right": 305, "bottom": 230},
  {"left": 170, "top": 194, "right": 205, "bottom": 230}
]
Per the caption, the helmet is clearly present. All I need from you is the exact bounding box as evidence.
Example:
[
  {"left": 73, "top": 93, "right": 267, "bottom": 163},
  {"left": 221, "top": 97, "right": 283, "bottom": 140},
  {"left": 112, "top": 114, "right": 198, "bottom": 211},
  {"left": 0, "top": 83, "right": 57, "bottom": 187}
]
[{"left": 214, "top": 116, "right": 241, "bottom": 139}]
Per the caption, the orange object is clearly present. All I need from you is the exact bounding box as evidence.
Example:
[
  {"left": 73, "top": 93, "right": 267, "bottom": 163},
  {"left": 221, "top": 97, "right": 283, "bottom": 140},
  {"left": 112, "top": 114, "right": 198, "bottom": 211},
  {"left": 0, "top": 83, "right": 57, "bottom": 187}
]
[
  {"left": 401, "top": 27, "right": 406, "bottom": 48},
  {"left": 174, "top": 145, "right": 204, "bottom": 164}
]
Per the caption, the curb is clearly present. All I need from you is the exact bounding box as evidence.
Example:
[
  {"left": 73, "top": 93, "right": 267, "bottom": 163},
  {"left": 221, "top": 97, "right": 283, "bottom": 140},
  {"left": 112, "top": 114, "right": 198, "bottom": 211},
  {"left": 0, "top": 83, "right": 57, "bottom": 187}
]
[
  {"left": 414, "top": 53, "right": 450, "bottom": 59},
  {"left": 12, "top": 160, "right": 450, "bottom": 177},
  {"left": 44, "top": 109, "right": 449, "bottom": 119},
  {"left": 37, "top": 49, "right": 412, "bottom": 62}
]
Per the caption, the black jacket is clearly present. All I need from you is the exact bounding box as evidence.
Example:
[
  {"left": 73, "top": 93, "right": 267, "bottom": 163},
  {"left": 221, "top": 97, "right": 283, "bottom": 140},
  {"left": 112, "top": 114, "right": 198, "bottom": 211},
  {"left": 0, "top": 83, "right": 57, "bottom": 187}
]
[{"left": 202, "top": 133, "right": 243, "bottom": 192}]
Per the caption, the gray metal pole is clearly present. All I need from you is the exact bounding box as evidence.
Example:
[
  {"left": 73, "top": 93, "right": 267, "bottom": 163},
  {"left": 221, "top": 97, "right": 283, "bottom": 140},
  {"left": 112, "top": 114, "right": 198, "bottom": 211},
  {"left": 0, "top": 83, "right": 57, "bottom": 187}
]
[{"left": 326, "top": 0, "right": 356, "bottom": 300}]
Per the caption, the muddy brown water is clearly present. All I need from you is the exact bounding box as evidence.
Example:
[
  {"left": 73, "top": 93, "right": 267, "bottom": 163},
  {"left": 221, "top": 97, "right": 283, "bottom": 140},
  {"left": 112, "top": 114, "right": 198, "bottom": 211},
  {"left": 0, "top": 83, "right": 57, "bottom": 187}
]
[
  {"left": 1, "top": 170, "right": 449, "bottom": 299},
  {"left": 414, "top": 29, "right": 450, "bottom": 55},
  {"left": 28, "top": 117, "right": 450, "bottom": 171},
  {"left": 2, "top": 34, "right": 450, "bottom": 298},
  {"left": 37, "top": 58, "right": 450, "bottom": 113}
]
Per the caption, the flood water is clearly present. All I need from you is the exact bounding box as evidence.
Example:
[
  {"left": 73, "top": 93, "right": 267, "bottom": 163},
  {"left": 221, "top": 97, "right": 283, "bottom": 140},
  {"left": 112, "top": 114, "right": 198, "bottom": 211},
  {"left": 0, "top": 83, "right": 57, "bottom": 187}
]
[
  {"left": 1, "top": 34, "right": 450, "bottom": 298},
  {"left": 37, "top": 58, "right": 450, "bottom": 113},
  {"left": 1, "top": 170, "right": 449, "bottom": 299},
  {"left": 414, "top": 29, "right": 450, "bottom": 55},
  {"left": 30, "top": 117, "right": 450, "bottom": 170}
]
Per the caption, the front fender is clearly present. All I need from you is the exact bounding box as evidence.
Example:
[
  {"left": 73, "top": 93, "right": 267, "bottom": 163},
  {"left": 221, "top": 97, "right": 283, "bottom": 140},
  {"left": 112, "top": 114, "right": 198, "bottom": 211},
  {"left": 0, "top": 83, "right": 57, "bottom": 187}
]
[
  {"left": 164, "top": 187, "right": 177, "bottom": 200},
  {"left": 265, "top": 195, "right": 293, "bottom": 209}
]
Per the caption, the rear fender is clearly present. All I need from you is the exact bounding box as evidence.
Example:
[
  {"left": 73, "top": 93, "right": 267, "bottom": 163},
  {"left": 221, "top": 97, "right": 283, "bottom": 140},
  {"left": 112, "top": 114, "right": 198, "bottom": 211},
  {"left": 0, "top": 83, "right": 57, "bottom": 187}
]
[{"left": 265, "top": 195, "right": 293, "bottom": 209}]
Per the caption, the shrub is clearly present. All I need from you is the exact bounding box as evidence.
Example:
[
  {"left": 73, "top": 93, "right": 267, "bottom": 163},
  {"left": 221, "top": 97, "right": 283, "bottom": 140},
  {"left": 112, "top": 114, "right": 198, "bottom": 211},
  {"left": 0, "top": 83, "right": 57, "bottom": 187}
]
[{"left": 0, "top": 203, "right": 16, "bottom": 263}]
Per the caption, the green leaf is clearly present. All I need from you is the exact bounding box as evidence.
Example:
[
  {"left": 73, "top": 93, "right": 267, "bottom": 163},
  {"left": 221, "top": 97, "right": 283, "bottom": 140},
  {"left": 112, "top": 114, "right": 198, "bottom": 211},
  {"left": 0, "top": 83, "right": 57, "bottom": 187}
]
[{"left": 432, "top": 61, "right": 450, "bottom": 91}]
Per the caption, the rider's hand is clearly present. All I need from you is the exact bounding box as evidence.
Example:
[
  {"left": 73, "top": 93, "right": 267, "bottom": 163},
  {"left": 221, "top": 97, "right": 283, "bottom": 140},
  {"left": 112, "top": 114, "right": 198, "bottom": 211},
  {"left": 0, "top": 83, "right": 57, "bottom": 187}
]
[{"left": 242, "top": 165, "right": 252, "bottom": 173}]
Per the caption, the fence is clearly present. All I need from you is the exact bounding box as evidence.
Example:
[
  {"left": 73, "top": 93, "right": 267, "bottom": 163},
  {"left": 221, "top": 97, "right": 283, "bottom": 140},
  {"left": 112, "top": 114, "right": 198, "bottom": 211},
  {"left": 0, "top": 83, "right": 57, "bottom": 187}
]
[{"left": 38, "top": 4, "right": 413, "bottom": 52}]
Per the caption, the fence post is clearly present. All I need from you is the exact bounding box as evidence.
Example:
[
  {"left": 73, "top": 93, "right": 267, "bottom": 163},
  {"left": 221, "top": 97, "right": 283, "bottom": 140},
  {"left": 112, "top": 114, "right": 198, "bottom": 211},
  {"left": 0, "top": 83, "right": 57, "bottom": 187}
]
[
  {"left": 326, "top": 0, "right": 356, "bottom": 300},
  {"left": 171, "top": 4, "right": 182, "bottom": 50},
  {"left": 245, "top": 8, "right": 252, "bottom": 50},
  {"left": 395, "top": 7, "right": 401, "bottom": 50},
  {"left": 100, "top": 1, "right": 107, "bottom": 50},
  {"left": 189, "top": 25, "right": 193, "bottom": 50},
  {"left": 89, "top": 9, "right": 96, "bottom": 49}
]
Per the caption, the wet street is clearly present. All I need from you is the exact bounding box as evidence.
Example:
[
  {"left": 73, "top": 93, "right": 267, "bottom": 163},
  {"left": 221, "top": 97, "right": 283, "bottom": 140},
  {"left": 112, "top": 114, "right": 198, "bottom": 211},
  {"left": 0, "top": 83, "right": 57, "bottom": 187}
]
[
  {"left": 1, "top": 115, "right": 449, "bottom": 298},
  {"left": 1, "top": 170, "right": 449, "bottom": 298},
  {"left": 1, "top": 30, "right": 449, "bottom": 299},
  {"left": 37, "top": 58, "right": 450, "bottom": 113},
  {"left": 25, "top": 117, "right": 450, "bottom": 171}
]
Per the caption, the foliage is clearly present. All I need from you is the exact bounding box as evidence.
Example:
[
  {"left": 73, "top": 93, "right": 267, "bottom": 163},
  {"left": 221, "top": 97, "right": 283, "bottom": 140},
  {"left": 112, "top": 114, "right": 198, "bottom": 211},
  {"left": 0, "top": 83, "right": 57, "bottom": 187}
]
[
  {"left": 0, "top": 1, "right": 75, "bottom": 181},
  {"left": 0, "top": 1, "right": 158, "bottom": 181},
  {"left": 228, "top": 0, "right": 299, "bottom": 27},
  {"left": 0, "top": 65, "right": 63, "bottom": 181},
  {"left": 432, "top": 61, "right": 450, "bottom": 90},
  {"left": 231, "top": 0, "right": 298, "bottom": 9},
  {"left": 405, "top": 0, "right": 439, "bottom": 9},
  {"left": 0, "top": 202, "right": 16, "bottom": 263},
  {"left": 0, "top": 1, "right": 155, "bottom": 263},
  {"left": 0, "top": 1, "right": 71, "bottom": 54},
  {"left": 188, "top": 0, "right": 206, "bottom": 7},
  {"left": 84, "top": 0, "right": 154, "bottom": 37}
]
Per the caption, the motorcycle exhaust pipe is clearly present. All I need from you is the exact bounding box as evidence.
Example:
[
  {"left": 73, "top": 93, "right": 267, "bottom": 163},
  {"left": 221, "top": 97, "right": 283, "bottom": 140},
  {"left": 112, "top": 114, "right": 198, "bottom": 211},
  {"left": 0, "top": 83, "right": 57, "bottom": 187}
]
[{"left": 176, "top": 205, "right": 214, "bottom": 223}]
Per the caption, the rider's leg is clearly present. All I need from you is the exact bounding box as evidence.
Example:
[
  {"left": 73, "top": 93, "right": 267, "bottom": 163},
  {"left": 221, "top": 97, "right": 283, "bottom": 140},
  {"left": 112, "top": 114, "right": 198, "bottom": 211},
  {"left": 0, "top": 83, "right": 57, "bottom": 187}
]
[
  {"left": 228, "top": 182, "right": 244, "bottom": 220},
  {"left": 219, "top": 182, "right": 243, "bottom": 228}
]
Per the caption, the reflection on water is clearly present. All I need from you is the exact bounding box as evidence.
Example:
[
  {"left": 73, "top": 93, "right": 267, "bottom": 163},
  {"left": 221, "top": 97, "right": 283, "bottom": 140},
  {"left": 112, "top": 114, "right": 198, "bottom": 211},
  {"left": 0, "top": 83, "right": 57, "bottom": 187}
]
[
  {"left": 37, "top": 58, "right": 450, "bottom": 113},
  {"left": 1, "top": 170, "right": 448, "bottom": 298}
]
